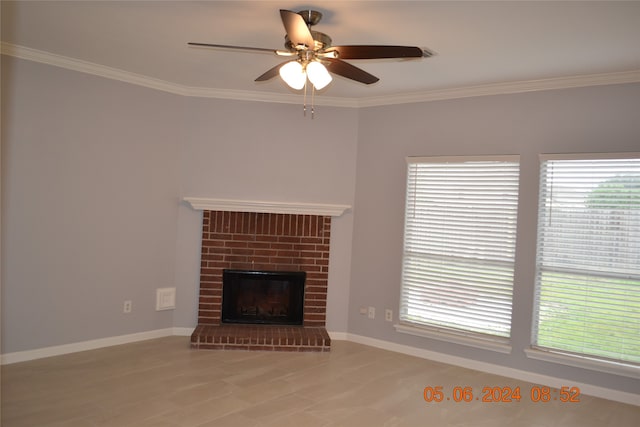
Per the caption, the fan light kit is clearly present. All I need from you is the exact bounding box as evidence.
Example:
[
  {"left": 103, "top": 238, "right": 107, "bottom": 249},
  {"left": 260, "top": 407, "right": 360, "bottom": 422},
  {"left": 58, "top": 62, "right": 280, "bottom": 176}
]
[{"left": 189, "top": 9, "right": 432, "bottom": 117}]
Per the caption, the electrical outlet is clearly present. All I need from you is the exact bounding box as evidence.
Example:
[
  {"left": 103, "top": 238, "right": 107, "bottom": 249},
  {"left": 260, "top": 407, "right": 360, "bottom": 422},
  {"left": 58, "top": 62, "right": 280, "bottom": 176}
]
[
  {"left": 368, "top": 306, "right": 375, "bottom": 319},
  {"left": 385, "top": 309, "right": 393, "bottom": 322},
  {"left": 123, "top": 300, "right": 132, "bottom": 314}
]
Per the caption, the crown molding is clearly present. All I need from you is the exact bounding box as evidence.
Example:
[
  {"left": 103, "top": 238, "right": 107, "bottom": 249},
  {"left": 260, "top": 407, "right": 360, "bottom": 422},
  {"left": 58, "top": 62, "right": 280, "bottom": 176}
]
[
  {"left": 3, "top": 42, "right": 640, "bottom": 108},
  {"left": 356, "top": 70, "right": 640, "bottom": 107},
  {"left": 1, "top": 42, "right": 188, "bottom": 96},
  {"left": 0, "top": 42, "right": 358, "bottom": 107},
  {"left": 178, "top": 84, "right": 358, "bottom": 107},
  {"left": 183, "top": 197, "right": 351, "bottom": 217}
]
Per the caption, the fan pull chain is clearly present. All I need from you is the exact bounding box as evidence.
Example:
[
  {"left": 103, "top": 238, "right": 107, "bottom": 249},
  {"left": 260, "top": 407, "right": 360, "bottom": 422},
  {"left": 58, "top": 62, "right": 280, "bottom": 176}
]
[
  {"left": 301, "top": 80, "right": 317, "bottom": 119},
  {"left": 303, "top": 80, "right": 308, "bottom": 117},
  {"left": 311, "top": 85, "right": 316, "bottom": 119}
]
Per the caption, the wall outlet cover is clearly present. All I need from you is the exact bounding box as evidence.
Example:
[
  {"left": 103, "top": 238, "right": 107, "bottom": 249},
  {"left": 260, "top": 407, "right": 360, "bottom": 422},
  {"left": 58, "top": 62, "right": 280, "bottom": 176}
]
[
  {"left": 368, "top": 306, "right": 375, "bottom": 319},
  {"left": 156, "top": 287, "right": 176, "bottom": 311}
]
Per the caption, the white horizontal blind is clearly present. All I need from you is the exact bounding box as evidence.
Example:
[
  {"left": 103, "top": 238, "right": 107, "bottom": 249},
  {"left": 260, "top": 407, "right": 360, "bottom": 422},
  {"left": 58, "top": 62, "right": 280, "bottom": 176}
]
[
  {"left": 400, "top": 156, "right": 520, "bottom": 338},
  {"left": 533, "top": 155, "right": 640, "bottom": 364}
]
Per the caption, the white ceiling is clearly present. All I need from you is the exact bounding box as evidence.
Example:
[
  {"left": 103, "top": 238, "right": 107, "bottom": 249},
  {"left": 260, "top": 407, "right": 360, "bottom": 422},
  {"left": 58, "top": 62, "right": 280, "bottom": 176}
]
[{"left": 2, "top": 1, "right": 640, "bottom": 104}]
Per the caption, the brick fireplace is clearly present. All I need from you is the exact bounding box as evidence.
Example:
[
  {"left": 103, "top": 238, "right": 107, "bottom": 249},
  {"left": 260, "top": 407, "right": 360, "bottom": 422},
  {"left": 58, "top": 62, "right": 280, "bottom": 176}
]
[{"left": 189, "top": 205, "right": 338, "bottom": 352}]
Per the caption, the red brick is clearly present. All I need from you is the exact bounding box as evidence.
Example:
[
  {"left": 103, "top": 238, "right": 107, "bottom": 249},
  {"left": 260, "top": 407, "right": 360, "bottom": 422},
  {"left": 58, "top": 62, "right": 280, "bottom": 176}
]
[
  {"left": 225, "top": 255, "right": 248, "bottom": 262},
  {"left": 300, "top": 251, "right": 321, "bottom": 258},
  {"left": 202, "top": 254, "right": 224, "bottom": 261},
  {"left": 197, "top": 211, "right": 331, "bottom": 329},
  {"left": 248, "top": 241, "right": 272, "bottom": 249},
  {"left": 304, "top": 306, "right": 327, "bottom": 314},
  {"left": 301, "top": 237, "right": 323, "bottom": 244},
  {"left": 208, "top": 233, "right": 234, "bottom": 240},
  {"left": 225, "top": 240, "right": 249, "bottom": 248},
  {"left": 202, "top": 239, "right": 226, "bottom": 248},
  {"left": 304, "top": 313, "right": 325, "bottom": 321},
  {"left": 278, "top": 236, "right": 301, "bottom": 243},
  {"left": 294, "top": 243, "right": 316, "bottom": 251},
  {"left": 270, "top": 242, "right": 293, "bottom": 250},
  {"left": 253, "top": 249, "right": 277, "bottom": 257},
  {"left": 255, "top": 235, "right": 277, "bottom": 242},
  {"left": 305, "top": 286, "right": 328, "bottom": 293},
  {"left": 229, "top": 262, "right": 254, "bottom": 270},
  {"left": 277, "top": 250, "right": 298, "bottom": 257},
  {"left": 269, "top": 257, "right": 293, "bottom": 265}
]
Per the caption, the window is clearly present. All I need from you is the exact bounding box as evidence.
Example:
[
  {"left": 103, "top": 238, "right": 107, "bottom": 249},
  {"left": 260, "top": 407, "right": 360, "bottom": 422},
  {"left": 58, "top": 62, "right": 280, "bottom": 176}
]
[
  {"left": 532, "top": 154, "right": 640, "bottom": 367},
  {"left": 399, "top": 156, "right": 520, "bottom": 345}
]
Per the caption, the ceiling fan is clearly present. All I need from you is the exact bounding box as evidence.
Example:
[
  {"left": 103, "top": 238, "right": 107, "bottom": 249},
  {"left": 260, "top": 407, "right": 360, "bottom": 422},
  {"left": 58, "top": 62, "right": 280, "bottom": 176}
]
[{"left": 188, "top": 9, "right": 432, "bottom": 92}]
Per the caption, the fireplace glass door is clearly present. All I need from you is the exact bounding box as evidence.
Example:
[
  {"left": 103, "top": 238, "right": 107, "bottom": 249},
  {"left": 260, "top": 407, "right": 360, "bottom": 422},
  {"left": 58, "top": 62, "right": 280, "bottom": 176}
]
[{"left": 222, "top": 270, "right": 305, "bottom": 325}]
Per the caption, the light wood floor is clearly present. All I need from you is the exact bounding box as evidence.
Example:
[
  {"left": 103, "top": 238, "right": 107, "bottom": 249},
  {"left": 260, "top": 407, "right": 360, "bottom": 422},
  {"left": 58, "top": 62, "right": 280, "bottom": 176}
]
[{"left": 2, "top": 337, "right": 638, "bottom": 426}]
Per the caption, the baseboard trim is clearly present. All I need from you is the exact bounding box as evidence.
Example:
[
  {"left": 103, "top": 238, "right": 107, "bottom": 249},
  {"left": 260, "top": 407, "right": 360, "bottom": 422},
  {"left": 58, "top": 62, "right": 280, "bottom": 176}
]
[
  {"left": 0, "top": 328, "right": 190, "bottom": 365},
  {"left": 337, "top": 333, "right": 640, "bottom": 407},
  {"left": 2, "top": 328, "right": 637, "bottom": 406},
  {"left": 171, "top": 327, "right": 196, "bottom": 337},
  {"left": 327, "top": 331, "right": 349, "bottom": 341}
]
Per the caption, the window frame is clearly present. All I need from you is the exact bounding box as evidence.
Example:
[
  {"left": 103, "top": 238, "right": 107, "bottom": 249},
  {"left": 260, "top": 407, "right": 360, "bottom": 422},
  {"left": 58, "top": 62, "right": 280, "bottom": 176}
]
[
  {"left": 527, "top": 152, "right": 640, "bottom": 378},
  {"left": 397, "top": 155, "right": 520, "bottom": 352}
]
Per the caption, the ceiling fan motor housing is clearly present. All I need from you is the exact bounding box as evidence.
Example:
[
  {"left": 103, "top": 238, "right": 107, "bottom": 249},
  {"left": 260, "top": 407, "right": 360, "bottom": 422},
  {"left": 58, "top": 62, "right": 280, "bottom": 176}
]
[
  {"left": 283, "top": 10, "right": 331, "bottom": 52},
  {"left": 298, "top": 10, "right": 323, "bottom": 26},
  {"left": 285, "top": 31, "right": 332, "bottom": 52}
]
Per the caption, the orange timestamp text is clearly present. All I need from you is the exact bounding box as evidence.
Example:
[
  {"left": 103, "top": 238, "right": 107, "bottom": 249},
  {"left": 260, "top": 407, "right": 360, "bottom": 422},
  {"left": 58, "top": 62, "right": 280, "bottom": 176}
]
[{"left": 423, "top": 386, "right": 581, "bottom": 403}]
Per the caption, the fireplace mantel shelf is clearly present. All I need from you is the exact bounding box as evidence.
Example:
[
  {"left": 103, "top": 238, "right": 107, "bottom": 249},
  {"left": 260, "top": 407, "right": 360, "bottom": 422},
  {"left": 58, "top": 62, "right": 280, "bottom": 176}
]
[{"left": 184, "top": 197, "right": 350, "bottom": 217}]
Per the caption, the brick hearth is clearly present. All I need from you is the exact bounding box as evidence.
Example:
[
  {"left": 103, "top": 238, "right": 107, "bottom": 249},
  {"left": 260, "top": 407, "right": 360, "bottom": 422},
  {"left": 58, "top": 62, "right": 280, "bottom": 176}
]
[
  {"left": 191, "top": 210, "right": 331, "bottom": 352},
  {"left": 191, "top": 325, "right": 330, "bottom": 352}
]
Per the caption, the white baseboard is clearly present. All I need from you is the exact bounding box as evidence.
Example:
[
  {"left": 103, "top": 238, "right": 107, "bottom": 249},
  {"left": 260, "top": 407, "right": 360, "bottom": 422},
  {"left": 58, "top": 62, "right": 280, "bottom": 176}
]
[
  {"left": 2, "top": 327, "right": 637, "bottom": 406},
  {"left": 327, "top": 331, "right": 349, "bottom": 341},
  {"left": 171, "top": 327, "right": 195, "bottom": 336},
  {"left": 0, "top": 327, "right": 193, "bottom": 365},
  {"left": 337, "top": 333, "right": 640, "bottom": 407},
  {"left": 1, "top": 328, "right": 339, "bottom": 365}
]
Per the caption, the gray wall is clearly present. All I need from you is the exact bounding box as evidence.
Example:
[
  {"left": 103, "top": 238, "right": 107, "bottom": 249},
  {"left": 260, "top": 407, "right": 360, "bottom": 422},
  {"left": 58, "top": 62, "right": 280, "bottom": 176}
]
[
  {"left": 172, "top": 97, "right": 358, "bottom": 332},
  {"left": 2, "top": 54, "right": 638, "bottom": 394},
  {"left": 349, "top": 83, "right": 640, "bottom": 394},
  {"left": 1, "top": 58, "right": 182, "bottom": 351},
  {"left": 1, "top": 56, "right": 356, "bottom": 353}
]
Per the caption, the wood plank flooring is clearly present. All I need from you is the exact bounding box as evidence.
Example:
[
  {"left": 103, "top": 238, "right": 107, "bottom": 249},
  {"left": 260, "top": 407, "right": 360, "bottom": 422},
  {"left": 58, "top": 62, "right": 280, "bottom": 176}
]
[{"left": 2, "top": 337, "right": 638, "bottom": 426}]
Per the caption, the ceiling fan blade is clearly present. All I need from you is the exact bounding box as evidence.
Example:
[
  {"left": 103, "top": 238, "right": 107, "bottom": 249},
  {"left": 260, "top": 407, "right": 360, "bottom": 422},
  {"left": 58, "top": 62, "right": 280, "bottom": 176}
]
[
  {"left": 188, "top": 42, "right": 276, "bottom": 54},
  {"left": 324, "top": 58, "right": 379, "bottom": 85},
  {"left": 326, "top": 45, "right": 430, "bottom": 59},
  {"left": 280, "top": 9, "right": 315, "bottom": 49},
  {"left": 255, "top": 62, "right": 290, "bottom": 82}
]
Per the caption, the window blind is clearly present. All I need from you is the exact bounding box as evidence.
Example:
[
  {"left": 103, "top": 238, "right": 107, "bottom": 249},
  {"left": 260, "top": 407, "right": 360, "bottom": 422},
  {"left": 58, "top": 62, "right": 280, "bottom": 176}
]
[
  {"left": 533, "top": 155, "right": 640, "bottom": 365},
  {"left": 400, "top": 156, "right": 520, "bottom": 338}
]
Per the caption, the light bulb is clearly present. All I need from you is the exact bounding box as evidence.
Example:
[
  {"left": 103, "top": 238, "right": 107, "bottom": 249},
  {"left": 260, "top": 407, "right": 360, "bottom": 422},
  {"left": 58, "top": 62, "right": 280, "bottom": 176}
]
[
  {"left": 279, "top": 61, "right": 306, "bottom": 90},
  {"left": 306, "top": 61, "right": 332, "bottom": 90}
]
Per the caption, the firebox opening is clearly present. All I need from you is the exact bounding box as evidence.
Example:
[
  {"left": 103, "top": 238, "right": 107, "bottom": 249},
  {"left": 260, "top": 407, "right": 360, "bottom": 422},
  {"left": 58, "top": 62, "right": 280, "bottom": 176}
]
[{"left": 222, "top": 270, "right": 306, "bottom": 325}]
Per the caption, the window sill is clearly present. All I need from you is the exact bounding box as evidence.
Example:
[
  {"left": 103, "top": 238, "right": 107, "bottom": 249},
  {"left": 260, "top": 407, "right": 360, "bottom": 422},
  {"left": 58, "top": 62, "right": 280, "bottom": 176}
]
[
  {"left": 395, "top": 323, "right": 512, "bottom": 354},
  {"left": 524, "top": 347, "right": 640, "bottom": 379}
]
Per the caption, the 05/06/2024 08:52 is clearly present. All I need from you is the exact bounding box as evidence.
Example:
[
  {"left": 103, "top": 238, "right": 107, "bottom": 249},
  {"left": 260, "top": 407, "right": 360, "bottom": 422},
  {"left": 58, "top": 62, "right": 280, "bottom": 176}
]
[{"left": 423, "top": 385, "right": 581, "bottom": 403}]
